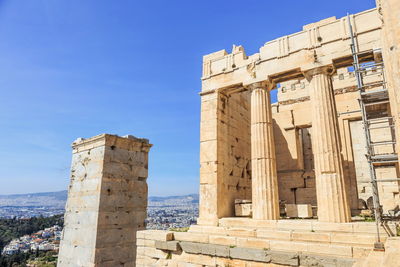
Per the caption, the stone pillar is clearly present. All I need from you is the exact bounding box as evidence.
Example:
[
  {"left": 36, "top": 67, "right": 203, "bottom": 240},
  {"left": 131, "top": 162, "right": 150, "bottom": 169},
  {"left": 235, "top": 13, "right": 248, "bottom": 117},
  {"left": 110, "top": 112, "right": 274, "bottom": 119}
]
[
  {"left": 57, "top": 134, "right": 152, "bottom": 267},
  {"left": 306, "top": 68, "right": 351, "bottom": 223},
  {"left": 377, "top": 0, "right": 400, "bottom": 161},
  {"left": 249, "top": 82, "right": 280, "bottom": 220},
  {"left": 198, "top": 91, "right": 223, "bottom": 226}
]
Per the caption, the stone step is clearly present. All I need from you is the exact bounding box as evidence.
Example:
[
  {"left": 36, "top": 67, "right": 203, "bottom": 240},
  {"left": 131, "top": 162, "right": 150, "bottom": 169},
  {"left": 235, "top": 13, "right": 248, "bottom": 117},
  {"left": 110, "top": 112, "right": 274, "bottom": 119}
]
[
  {"left": 216, "top": 218, "right": 397, "bottom": 235},
  {"left": 205, "top": 234, "right": 371, "bottom": 259},
  {"left": 189, "top": 225, "right": 384, "bottom": 247},
  {"left": 256, "top": 229, "right": 381, "bottom": 246}
]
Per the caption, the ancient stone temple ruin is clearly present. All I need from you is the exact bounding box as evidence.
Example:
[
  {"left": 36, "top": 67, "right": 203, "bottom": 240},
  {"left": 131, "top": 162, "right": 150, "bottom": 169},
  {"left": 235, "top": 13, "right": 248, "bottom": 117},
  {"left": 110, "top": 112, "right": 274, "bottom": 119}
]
[
  {"left": 136, "top": 1, "right": 400, "bottom": 266},
  {"left": 57, "top": 0, "right": 400, "bottom": 266}
]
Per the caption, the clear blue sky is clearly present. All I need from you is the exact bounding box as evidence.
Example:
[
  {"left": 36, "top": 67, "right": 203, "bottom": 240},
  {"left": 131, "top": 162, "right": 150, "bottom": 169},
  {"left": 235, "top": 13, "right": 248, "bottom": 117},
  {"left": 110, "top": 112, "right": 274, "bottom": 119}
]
[{"left": 0, "top": 0, "right": 375, "bottom": 196}]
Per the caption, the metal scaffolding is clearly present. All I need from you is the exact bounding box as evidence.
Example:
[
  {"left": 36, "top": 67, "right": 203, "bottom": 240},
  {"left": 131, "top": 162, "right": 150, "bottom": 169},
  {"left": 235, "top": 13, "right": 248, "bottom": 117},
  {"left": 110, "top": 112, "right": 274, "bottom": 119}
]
[{"left": 348, "top": 14, "right": 399, "bottom": 250}]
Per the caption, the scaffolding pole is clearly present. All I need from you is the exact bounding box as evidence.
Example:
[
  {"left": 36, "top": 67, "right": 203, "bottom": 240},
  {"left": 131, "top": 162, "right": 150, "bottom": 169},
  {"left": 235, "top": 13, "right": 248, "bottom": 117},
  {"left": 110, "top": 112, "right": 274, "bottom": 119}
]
[{"left": 347, "top": 14, "right": 384, "bottom": 250}]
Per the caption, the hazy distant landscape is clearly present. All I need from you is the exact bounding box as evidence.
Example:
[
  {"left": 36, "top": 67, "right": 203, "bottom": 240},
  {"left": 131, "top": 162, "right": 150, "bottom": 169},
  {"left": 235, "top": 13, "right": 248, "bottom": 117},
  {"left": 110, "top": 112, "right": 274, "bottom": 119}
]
[
  {"left": 0, "top": 191, "right": 199, "bottom": 222},
  {"left": 0, "top": 191, "right": 67, "bottom": 208}
]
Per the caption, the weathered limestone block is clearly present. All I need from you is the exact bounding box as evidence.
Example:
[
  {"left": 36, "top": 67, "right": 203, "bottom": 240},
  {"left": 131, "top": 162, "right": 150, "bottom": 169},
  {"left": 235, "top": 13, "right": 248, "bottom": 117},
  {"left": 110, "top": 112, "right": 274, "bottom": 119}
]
[
  {"left": 285, "top": 204, "right": 313, "bottom": 218},
  {"left": 173, "top": 232, "right": 210, "bottom": 243},
  {"left": 229, "top": 247, "right": 271, "bottom": 262},
  {"left": 58, "top": 134, "right": 152, "bottom": 267},
  {"left": 235, "top": 199, "right": 252, "bottom": 217},
  {"left": 236, "top": 237, "right": 270, "bottom": 249},
  {"left": 155, "top": 241, "right": 181, "bottom": 251},
  {"left": 140, "top": 230, "right": 174, "bottom": 241},
  {"left": 300, "top": 254, "right": 354, "bottom": 267}
]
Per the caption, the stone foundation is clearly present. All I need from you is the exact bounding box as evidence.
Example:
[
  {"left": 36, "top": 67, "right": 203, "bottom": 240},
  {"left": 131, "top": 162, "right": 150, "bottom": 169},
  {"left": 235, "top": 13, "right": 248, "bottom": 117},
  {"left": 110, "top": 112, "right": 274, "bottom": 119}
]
[{"left": 136, "top": 219, "right": 399, "bottom": 266}]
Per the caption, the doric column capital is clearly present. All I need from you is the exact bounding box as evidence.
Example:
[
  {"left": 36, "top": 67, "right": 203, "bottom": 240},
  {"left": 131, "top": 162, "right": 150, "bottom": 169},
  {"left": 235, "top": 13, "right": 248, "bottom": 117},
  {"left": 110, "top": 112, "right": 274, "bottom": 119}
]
[
  {"left": 244, "top": 80, "right": 275, "bottom": 91},
  {"left": 302, "top": 65, "right": 336, "bottom": 81}
]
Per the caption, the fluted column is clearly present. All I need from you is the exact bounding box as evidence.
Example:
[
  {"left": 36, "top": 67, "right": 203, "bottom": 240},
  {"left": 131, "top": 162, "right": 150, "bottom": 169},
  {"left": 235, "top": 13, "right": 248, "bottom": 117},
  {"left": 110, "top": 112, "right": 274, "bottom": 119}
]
[
  {"left": 249, "top": 82, "right": 280, "bottom": 220},
  {"left": 306, "top": 68, "right": 351, "bottom": 223}
]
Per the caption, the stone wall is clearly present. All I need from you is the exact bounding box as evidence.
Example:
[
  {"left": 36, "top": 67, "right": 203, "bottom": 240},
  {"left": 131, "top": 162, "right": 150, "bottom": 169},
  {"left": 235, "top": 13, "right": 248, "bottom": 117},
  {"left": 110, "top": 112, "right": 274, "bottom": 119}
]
[
  {"left": 273, "top": 66, "right": 400, "bottom": 214},
  {"left": 199, "top": 90, "right": 252, "bottom": 225},
  {"left": 198, "top": 8, "right": 399, "bottom": 224},
  {"left": 221, "top": 91, "right": 252, "bottom": 215},
  {"left": 199, "top": 63, "right": 400, "bottom": 219},
  {"left": 378, "top": 0, "right": 400, "bottom": 162},
  {"left": 57, "top": 134, "right": 151, "bottom": 267}
]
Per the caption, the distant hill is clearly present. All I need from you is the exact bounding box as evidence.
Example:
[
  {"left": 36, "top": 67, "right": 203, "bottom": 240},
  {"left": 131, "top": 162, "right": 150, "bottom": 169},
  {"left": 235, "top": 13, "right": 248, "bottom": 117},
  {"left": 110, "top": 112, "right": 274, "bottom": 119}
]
[
  {"left": 149, "top": 194, "right": 199, "bottom": 203},
  {"left": 0, "top": 190, "right": 68, "bottom": 208},
  {"left": 0, "top": 190, "right": 198, "bottom": 208}
]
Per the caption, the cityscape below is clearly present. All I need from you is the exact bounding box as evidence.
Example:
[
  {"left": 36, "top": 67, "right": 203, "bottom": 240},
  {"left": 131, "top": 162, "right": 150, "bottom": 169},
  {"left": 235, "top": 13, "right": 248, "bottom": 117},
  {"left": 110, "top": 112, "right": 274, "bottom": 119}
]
[
  {"left": 0, "top": 190, "right": 199, "bottom": 229},
  {"left": 0, "top": 191, "right": 199, "bottom": 257}
]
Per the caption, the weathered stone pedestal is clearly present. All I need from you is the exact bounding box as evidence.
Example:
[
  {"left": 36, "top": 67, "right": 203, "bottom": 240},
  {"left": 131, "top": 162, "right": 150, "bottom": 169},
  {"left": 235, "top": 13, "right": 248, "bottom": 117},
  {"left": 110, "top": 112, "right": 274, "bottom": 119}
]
[{"left": 57, "top": 134, "right": 152, "bottom": 267}]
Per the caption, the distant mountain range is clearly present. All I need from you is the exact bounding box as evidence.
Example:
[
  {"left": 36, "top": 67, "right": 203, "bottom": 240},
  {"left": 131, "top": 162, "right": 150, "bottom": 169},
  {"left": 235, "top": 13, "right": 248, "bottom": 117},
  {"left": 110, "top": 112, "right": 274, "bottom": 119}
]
[
  {"left": 0, "top": 190, "right": 199, "bottom": 208},
  {"left": 0, "top": 190, "right": 68, "bottom": 208},
  {"left": 149, "top": 194, "right": 199, "bottom": 203}
]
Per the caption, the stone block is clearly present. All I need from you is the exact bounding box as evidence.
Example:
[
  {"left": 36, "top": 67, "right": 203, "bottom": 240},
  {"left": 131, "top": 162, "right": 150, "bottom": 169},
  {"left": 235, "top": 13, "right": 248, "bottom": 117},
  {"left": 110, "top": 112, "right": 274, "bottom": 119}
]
[
  {"left": 143, "top": 239, "right": 156, "bottom": 248},
  {"left": 269, "top": 251, "right": 299, "bottom": 266},
  {"left": 137, "top": 230, "right": 146, "bottom": 239},
  {"left": 276, "top": 220, "right": 313, "bottom": 231},
  {"left": 209, "top": 235, "right": 237, "bottom": 246},
  {"left": 214, "top": 244, "right": 230, "bottom": 257},
  {"left": 236, "top": 237, "right": 270, "bottom": 249},
  {"left": 226, "top": 227, "right": 256, "bottom": 237},
  {"left": 235, "top": 200, "right": 252, "bottom": 217},
  {"left": 299, "top": 254, "right": 354, "bottom": 267},
  {"left": 229, "top": 247, "right": 271, "bottom": 262},
  {"left": 155, "top": 241, "right": 180, "bottom": 251},
  {"left": 144, "top": 247, "right": 169, "bottom": 259},
  {"left": 256, "top": 230, "right": 291, "bottom": 240},
  {"left": 173, "top": 232, "right": 209, "bottom": 243},
  {"left": 269, "top": 240, "right": 308, "bottom": 252},
  {"left": 180, "top": 242, "right": 230, "bottom": 258},
  {"left": 330, "top": 233, "right": 377, "bottom": 246},
  {"left": 188, "top": 225, "right": 226, "bottom": 235},
  {"left": 136, "top": 255, "right": 157, "bottom": 266},
  {"left": 144, "top": 230, "right": 174, "bottom": 241},
  {"left": 306, "top": 243, "right": 352, "bottom": 257},
  {"left": 185, "top": 253, "right": 216, "bottom": 266},
  {"left": 352, "top": 246, "right": 372, "bottom": 258},
  {"left": 215, "top": 257, "right": 247, "bottom": 267},
  {"left": 200, "top": 243, "right": 216, "bottom": 255},
  {"left": 312, "top": 222, "right": 353, "bottom": 233},
  {"left": 179, "top": 242, "right": 203, "bottom": 255},
  {"left": 291, "top": 231, "right": 330, "bottom": 243},
  {"left": 285, "top": 204, "right": 313, "bottom": 218}
]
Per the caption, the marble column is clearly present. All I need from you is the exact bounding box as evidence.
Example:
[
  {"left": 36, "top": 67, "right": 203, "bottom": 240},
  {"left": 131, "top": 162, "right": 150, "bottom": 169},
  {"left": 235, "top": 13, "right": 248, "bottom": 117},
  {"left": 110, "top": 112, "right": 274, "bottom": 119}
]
[
  {"left": 306, "top": 68, "right": 351, "bottom": 223},
  {"left": 249, "top": 82, "right": 280, "bottom": 220}
]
